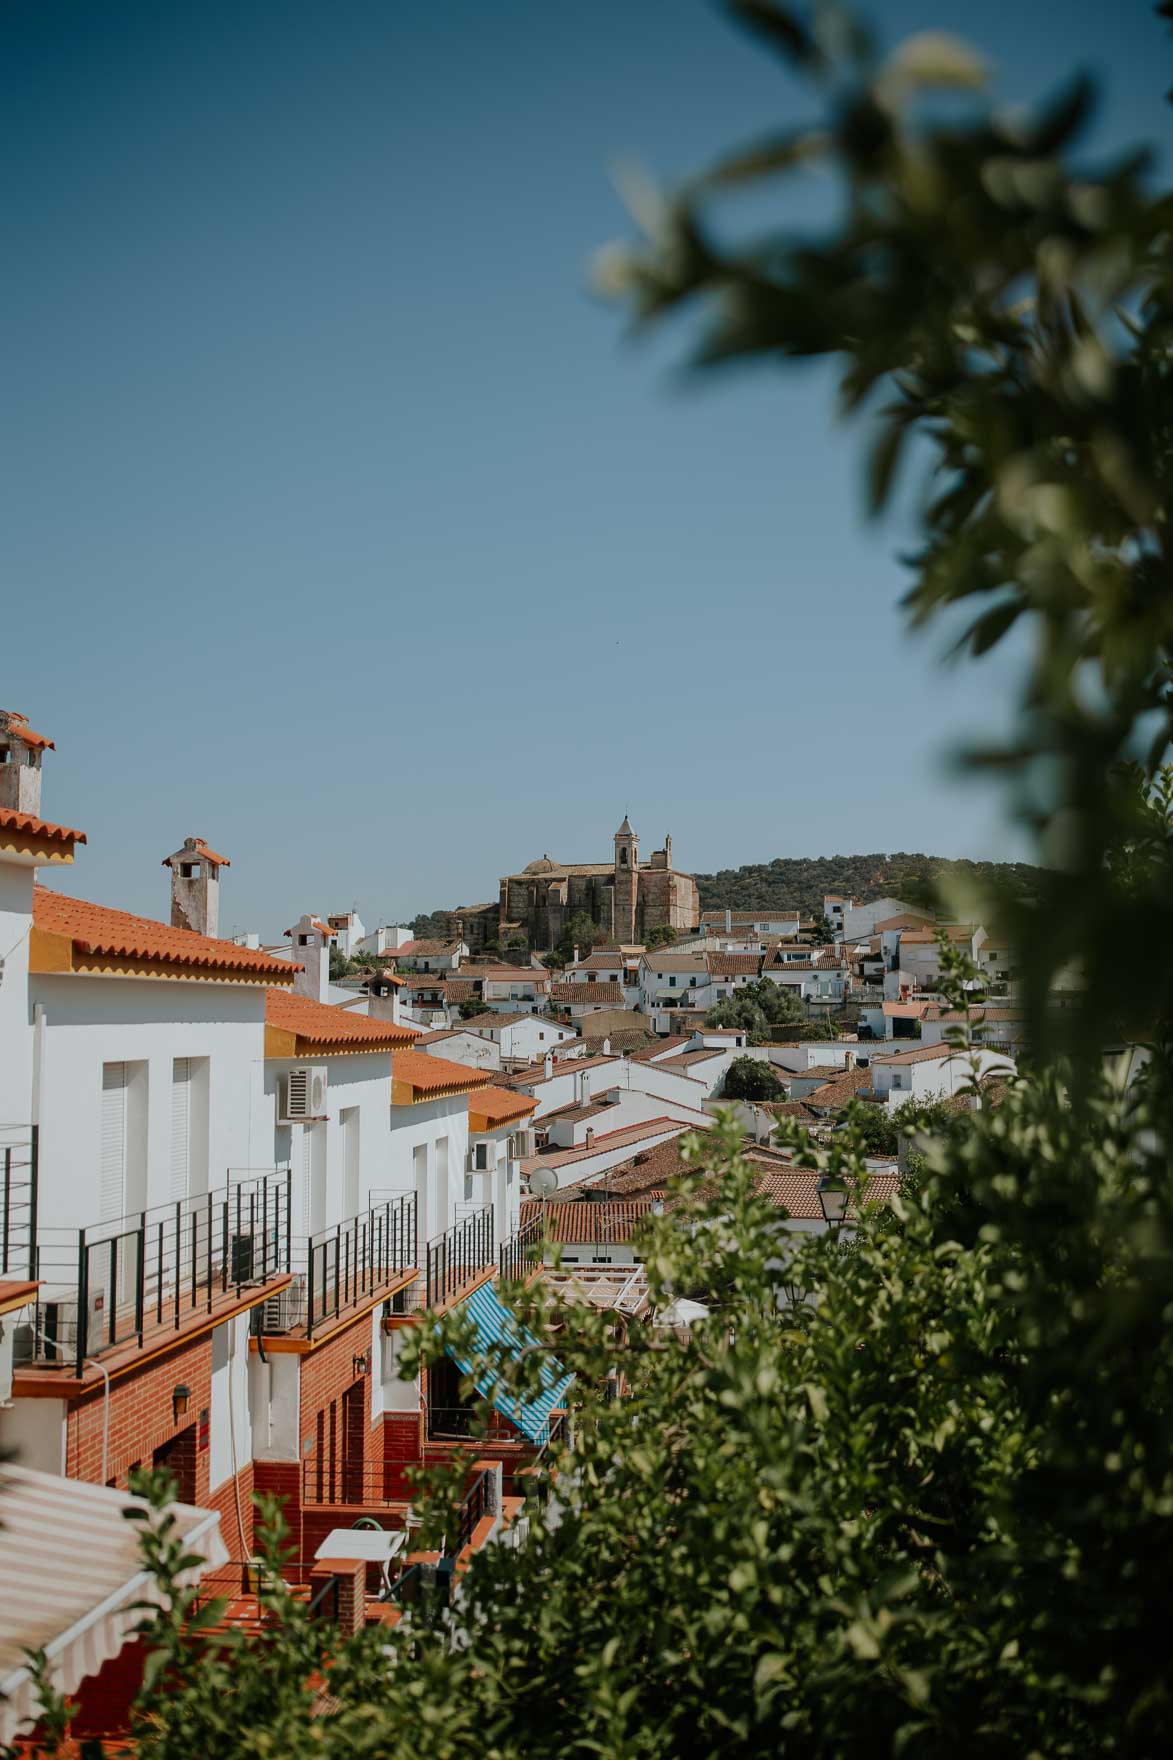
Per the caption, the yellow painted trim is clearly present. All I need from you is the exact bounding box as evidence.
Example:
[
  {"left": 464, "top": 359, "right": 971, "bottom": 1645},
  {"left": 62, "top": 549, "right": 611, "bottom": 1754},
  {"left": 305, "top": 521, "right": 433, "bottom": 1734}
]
[
  {"left": 265, "top": 1024, "right": 299, "bottom": 1059},
  {"left": 29, "top": 935, "right": 295, "bottom": 986},
  {"left": 0, "top": 834, "right": 76, "bottom": 864},
  {"left": 468, "top": 1095, "right": 538, "bottom": 1133},
  {"left": 27, "top": 926, "right": 73, "bottom": 973}
]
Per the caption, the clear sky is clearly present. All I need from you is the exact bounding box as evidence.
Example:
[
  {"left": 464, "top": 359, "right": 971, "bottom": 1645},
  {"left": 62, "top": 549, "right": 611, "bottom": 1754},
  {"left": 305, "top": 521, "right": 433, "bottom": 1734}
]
[{"left": 4, "top": 0, "right": 1167, "bottom": 937}]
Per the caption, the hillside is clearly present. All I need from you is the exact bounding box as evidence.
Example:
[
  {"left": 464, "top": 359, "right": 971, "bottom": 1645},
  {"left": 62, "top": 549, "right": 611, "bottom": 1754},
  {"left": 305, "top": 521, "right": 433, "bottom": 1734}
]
[{"left": 694, "top": 853, "right": 1044, "bottom": 922}]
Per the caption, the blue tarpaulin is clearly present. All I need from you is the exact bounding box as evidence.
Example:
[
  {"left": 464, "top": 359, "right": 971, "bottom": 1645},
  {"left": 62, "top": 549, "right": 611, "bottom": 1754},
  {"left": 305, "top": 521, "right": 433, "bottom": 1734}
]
[{"left": 446, "top": 1281, "right": 573, "bottom": 1444}]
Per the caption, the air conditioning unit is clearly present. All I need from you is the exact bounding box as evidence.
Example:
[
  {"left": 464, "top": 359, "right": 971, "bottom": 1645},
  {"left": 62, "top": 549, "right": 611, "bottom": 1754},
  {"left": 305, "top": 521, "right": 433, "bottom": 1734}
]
[
  {"left": 259, "top": 1275, "right": 305, "bottom": 1334},
  {"left": 466, "top": 1141, "right": 491, "bottom": 1173},
  {"left": 512, "top": 1129, "right": 536, "bottom": 1158},
  {"left": 280, "top": 1066, "right": 327, "bottom": 1122}
]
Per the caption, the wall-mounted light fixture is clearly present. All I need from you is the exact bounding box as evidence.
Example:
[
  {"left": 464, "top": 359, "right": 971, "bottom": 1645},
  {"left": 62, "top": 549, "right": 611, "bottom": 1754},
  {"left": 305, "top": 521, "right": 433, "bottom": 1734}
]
[
  {"left": 172, "top": 1383, "right": 192, "bottom": 1422},
  {"left": 352, "top": 1352, "right": 370, "bottom": 1379}
]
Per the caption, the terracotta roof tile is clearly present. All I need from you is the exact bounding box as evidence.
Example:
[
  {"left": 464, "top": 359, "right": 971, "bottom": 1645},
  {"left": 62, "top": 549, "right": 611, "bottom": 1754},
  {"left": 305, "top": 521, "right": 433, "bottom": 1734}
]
[
  {"left": 161, "top": 840, "right": 229, "bottom": 869},
  {"left": 33, "top": 885, "right": 298, "bottom": 981},
  {"left": 519, "top": 1197, "right": 659, "bottom": 1245},
  {"left": 707, "top": 954, "right": 762, "bottom": 977},
  {"left": 468, "top": 1086, "right": 539, "bottom": 1129},
  {"left": 265, "top": 988, "right": 418, "bottom": 1050},
  {"left": 0, "top": 807, "right": 86, "bottom": 849},
  {"left": 2, "top": 713, "right": 54, "bottom": 751},
  {"left": 550, "top": 982, "right": 625, "bottom": 1005},
  {"left": 392, "top": 1047, "right": 491, "bottom": 1099}
]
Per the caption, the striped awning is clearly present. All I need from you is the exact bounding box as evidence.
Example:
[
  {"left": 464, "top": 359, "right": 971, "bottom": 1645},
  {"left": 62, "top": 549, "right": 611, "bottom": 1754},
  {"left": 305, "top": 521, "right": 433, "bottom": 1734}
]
[
  {"left": 0, "top": 1466, "right": 227, "bottom": 1743},
  {"left": 448, "top": 1282, "right": 573, "bottom": 1444}
]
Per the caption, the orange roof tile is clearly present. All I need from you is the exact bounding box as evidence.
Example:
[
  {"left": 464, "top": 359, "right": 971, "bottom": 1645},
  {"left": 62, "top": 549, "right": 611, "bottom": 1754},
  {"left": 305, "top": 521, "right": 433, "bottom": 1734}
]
[
  {"left": 0, "top": 807, "right": 86, "bottom": 851},
  {"left": 2, "top": 713, "right": 54, "bottom": 751},
  {"left": 264, "top": 988, "right": 418, "bottom": 1053},
  {"left": 32, "top": 886, "right": 299, "bottom": 982},
  {"left": 468, "top": 1087, "right": 540, "bottom": 1131},
  {"left": 162, "top": 840, "right": 230, "bottom": 869},
  {"left": 392, "top": 1048, "right": 492, "bottom": 1103}
]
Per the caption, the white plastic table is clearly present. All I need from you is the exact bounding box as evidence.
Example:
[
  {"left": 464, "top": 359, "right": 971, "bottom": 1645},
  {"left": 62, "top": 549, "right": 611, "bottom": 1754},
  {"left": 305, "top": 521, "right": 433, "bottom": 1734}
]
[{"left": 314, "top": 1526, "right": 406, "bottom": 1594}]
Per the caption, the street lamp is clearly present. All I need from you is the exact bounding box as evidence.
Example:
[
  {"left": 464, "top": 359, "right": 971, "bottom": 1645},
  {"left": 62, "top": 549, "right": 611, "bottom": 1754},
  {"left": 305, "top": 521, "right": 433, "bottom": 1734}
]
[{"left": 816, "top": 1173, "right": 850, "bottom": 1229}]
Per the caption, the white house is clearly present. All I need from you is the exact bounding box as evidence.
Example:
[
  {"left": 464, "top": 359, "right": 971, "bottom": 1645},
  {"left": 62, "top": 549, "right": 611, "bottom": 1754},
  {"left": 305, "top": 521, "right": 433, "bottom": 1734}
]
[
  {"left": 461, "top": 1011, "right": 578, "bottom": 1066},
  {"left": 392, "top": 938, "right": 467, "bottom": 974},
  {"left": 472, "top": 966, "right": 551, "bottom": 1015},
  {"left": 414, "top": 1027, "right": 503, "bottom": 1072},
  {"left": 324, "top": 910, "right": 366, "bottom": 958},
  {"left": 353, "top": 923, "right": 413, "bottom": 958},
  {"left": 549, "top": 981, "right": 627, "bottom": 1023},
  {"left": 869, "top": 1043, "right": 1016, "bottom": 1110}
]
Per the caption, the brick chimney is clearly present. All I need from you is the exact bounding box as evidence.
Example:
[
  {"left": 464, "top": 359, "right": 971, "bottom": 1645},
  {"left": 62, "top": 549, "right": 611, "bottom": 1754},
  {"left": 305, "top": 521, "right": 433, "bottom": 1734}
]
[
  {"left": 162, "top": 837, "right": 229, "bottom": 938},
  {"left": 0, "top": 710, "right": 51, "bottom": 817}
]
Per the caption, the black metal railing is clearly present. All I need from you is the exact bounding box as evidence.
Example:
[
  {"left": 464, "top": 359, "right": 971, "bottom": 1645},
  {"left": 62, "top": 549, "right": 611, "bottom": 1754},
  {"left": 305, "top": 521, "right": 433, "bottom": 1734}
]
[
  {"left": 301, "top": 1458, "right": 411, "bottom": 1508},
  {"left": 30, "top": 1171, "right": 291, "bottom": 1377},
  {"left": 498, "top": 1211, "right": 543, "bottom": 1282},
  {"left": 0, "top": 1125, "right": 37, "bottom": 1282},
  {"left": 452, "top": 1467, "right": 491, "bottom": 1555},
  {"left": 425, "top": 1205, "right": 495, "bottom": 1306},
  {"left": 292, "top": 1194, "right": 416, "bottom": 1340},
  {"left": 306, "top": 1575, "right": 341, "bottom": 1625}
]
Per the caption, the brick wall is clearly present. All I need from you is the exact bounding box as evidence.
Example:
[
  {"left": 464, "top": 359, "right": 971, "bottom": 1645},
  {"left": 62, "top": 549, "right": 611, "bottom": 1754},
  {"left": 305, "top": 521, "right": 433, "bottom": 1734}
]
[{"left": 67, "top": 1327, "right": 213, "bottom": 1491}]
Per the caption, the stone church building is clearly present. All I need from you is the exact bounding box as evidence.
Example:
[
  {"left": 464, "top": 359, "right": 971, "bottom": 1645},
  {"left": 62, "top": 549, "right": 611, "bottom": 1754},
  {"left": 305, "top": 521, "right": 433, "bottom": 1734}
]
[{"left": 495, "top": 819, "right": 699, "bottom": 950}]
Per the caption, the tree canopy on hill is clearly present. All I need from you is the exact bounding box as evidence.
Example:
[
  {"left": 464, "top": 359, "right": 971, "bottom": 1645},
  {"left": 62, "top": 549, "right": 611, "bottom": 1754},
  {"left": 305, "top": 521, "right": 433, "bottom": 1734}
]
[{"left": 694, "top": 853, "right": 1043, "bottom": 922}]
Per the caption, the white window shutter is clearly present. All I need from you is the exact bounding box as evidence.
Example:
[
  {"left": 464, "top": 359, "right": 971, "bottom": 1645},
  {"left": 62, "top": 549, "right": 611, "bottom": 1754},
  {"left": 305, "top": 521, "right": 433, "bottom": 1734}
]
[
  {"left": 100, "top": 1062, "right": 127, "bottom": 1222},
  {"left": 170, "top": 1057, "right": 191, "bottom": 1201}
]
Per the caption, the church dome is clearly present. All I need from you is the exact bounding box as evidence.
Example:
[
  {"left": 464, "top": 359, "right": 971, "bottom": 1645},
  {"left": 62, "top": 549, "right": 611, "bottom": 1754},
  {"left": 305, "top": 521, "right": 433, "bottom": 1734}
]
[{"left": 524, "top": 854, "right": 558, "bottom": 874}]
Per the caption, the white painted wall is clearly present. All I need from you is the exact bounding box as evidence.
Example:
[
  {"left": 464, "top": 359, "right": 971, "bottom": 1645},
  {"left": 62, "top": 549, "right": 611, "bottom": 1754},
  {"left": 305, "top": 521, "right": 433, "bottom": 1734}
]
[
  {"left": 30, "top": 974, "right": 267, "bottom": 1232},
  {"left": 208, "top": 1311, "right": 252, "bottom": 1494},
  {"left": 386, "top": 1093, "right": 472, "bottom": 1247},
  {"left": 258, "top": 1049, "right": 395, "bottom": 1239},
  {"left": 0, "top": 859, "right": 34, "bottom": 1126}
]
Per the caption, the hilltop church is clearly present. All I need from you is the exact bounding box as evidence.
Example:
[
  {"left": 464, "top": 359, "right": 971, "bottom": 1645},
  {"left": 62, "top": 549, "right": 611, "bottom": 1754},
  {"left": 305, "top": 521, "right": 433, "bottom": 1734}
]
[{"left": 492, "top": 819, "right": 699, "bottom": 950}]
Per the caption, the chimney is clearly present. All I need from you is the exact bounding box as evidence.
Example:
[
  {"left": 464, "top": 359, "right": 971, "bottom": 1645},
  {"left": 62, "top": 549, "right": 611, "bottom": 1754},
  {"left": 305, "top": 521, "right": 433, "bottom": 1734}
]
[
  {"left": 543, "top": 1052, "right": 554, "bottom": 1080},
  {"left": 576, "top": 1069, "right": 590, "bottom": 1108},
  {"left": 572, "top": 945, "right": 580, "bottom": 966},
  {"left": 584, "top": 1126, "right": 594, "bottom": 1147},
  {"left": 725, "top": 908, "right": 732, "bottom": 934},
  {"left": 0, "top": 710, "right": 50, "bottom": 817},
  {"left": 287, "top": 913, "right": 331, "bottom": 1003},
  {"left": 162, "top": 837, "right": 229, "bottom": 938},
  {"left": 602, "top": 1037, "right": 611, "bottom": 1056}
]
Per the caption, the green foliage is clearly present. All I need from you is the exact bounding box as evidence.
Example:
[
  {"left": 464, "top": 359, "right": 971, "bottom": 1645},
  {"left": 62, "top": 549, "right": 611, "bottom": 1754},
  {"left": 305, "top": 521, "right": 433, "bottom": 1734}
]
[
  {"left": 40, "top": 10, "right": 1173, "bottom": 1757},
  {"left": 328, "top": 946, "right": 356, "bottom": 981},
  {"left": 723, "top": 1054, "right": 786, "bottom": 1100},
  {"left": 457, "top": 995, "right": 487, "bottom": 1020},
  {"left": 645, "top": 924, "right": 679, "bottom": 950},
  {"left": 707, "top": 976, "right": 810, "bottom": 1041},
  {"left": 694, "top": 853, "right": 1043, "bottom": 923},
  {"left": 554, "top": 910, "right": 607, "bottom": 967}
]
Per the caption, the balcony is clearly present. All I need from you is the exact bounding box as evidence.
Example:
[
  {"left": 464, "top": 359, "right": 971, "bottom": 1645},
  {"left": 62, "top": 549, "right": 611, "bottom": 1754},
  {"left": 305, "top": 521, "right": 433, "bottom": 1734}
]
[
  {"left": 261, "top": 1194, "right": 418, "bottom": 1342},
  {"left": 498, "top": 1211, "right": 543, "bottom": 1283},
  {"left": 21, "top": 1171, "right": 291, "bottom": 1380},
  {"left": 424, "top": 1205, "right": 496, "bottom": 1307},
  {"left": 0, "top": 1124, "right": 38, "bottom": 1283}
]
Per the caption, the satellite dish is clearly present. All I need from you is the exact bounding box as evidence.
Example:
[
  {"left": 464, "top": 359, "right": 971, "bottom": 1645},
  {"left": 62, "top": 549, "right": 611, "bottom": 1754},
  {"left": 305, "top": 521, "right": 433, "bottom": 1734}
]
[{"left": 529, "top": 1166, "right": 558, "bottom": 1198}]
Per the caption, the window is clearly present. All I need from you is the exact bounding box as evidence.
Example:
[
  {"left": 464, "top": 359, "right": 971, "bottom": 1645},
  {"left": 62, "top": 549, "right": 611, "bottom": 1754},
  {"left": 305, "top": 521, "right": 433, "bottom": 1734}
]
[
  {"left": 619, "top": 849, "right": 628, "bottom": 865},
  {"left": 180, "top": 861, "right": 199, "bottom": 879},
  {"left": 299, "top": 934, "right": 311, "bottom": 946},
  {"left": 27, "top": 750, "right": 38, "bottom": 768},
  {"left": 669, "top": 975, "right": 677, "bottom": 988},
  {"left": 0, "top": 747, "right": 8, "bottom": 764}
]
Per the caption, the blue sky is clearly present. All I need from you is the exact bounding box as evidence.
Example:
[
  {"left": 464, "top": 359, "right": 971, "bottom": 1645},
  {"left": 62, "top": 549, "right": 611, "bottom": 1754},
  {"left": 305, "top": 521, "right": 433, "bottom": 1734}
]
[{"left": 4, "top": 0, "right": 1167, "bottom": 936}]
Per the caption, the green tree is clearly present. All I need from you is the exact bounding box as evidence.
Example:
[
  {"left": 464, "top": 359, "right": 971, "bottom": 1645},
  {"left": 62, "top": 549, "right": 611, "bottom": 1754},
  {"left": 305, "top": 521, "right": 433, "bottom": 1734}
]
[
  {"left": 645, "top": 924, "right": 679, "bottom": 950},
  {"left": 553, "top": 910, "right": 606, "bottom": 966},
  {"left": 457, "top": 995, "right": 487, "bottom": 1021},
  {"left": 42, "top": 11, "right": 1173, "bottom": 1757},
  {"left": 722, "top": 1054, "right": 786, "bottom": 1100}
]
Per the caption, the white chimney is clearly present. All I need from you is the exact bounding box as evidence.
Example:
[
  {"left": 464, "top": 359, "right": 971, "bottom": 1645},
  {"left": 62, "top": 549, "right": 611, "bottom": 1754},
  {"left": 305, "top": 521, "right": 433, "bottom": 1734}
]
[
  {"left": 576, "top": 1069, "right": 591, "bottom": 1108},
  {"left": 603, "top": 1037, "right": 611, "bottom": 1055},
  {"left": 543, "top": 1052, "right": 554, "bottom": 1080},
  {"left": 725, "top": 908, "right": 732, "bottom": 934},
  {"left": 288, "top": 913, "right": 331, "bottom": 1004},
  {"left": 162, "top": 836, "right": 229, "bottom": 938},
  {"left": 573, "top": 945, "right": 580, "bottom": 966}
]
